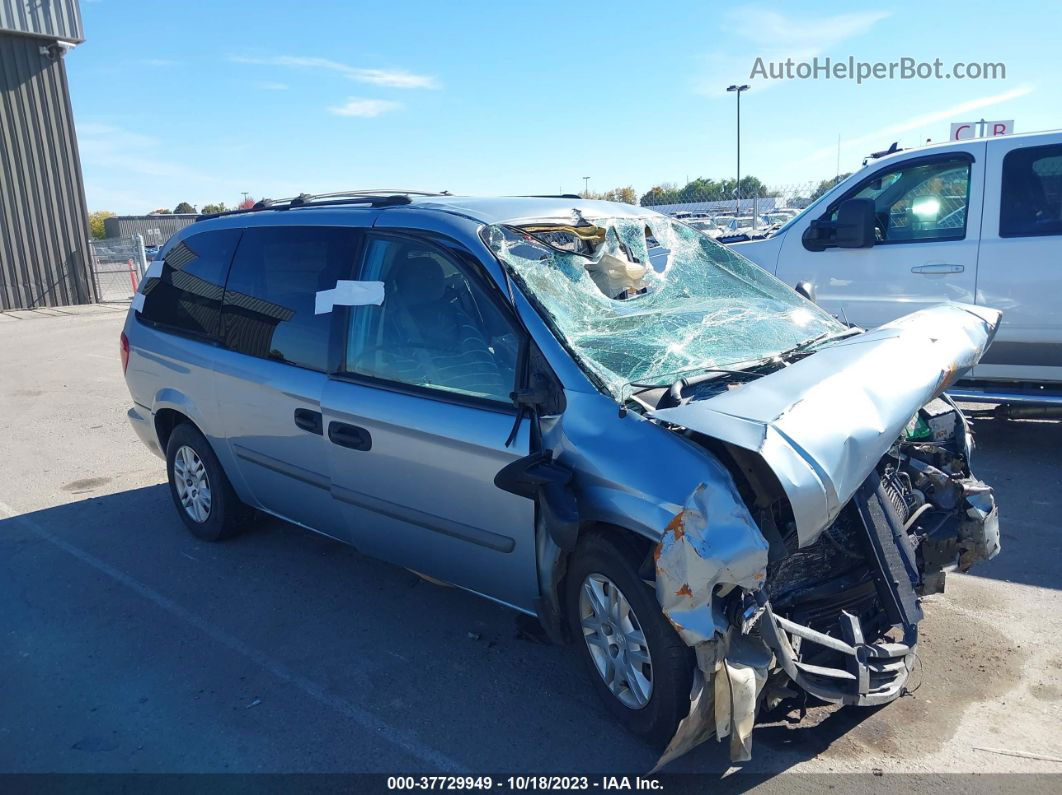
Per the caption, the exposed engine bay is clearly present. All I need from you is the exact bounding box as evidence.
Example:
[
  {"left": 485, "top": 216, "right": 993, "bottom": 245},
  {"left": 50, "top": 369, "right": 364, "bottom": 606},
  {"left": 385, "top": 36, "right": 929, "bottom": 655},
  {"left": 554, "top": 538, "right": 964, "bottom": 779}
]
[{"left": 652, "top": 395, "right": 1000, "bottom": 768}]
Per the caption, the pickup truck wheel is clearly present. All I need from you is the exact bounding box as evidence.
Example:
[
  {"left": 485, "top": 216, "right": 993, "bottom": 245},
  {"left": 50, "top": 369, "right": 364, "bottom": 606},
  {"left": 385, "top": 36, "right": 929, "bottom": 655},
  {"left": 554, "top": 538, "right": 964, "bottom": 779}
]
[
  {"left": 165, "top": 423, "right": 250, "bottom": 541},
  {"left": 566, "top": 533, "right": 694, "bottom": 747}
]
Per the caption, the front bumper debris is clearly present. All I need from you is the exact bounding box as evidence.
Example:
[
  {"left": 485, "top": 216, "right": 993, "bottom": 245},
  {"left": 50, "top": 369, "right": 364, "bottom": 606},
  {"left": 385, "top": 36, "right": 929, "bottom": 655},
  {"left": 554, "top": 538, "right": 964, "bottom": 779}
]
[
  {"left": 758, "top": 600, "right": 914, "bottom": 707},
  {"left": 653, "top": 463, "right": 999, "bottom": 768}
]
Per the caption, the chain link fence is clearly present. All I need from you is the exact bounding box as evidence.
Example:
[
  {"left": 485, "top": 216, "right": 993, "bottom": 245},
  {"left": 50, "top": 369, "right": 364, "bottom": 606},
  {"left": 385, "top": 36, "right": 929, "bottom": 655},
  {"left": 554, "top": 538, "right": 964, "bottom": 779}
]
[
  {"left": 90, "top": 235, "right": 147, "bottom": 303},
  {"left": 585, "top": 181, "right": 829, "bottom": 242}
]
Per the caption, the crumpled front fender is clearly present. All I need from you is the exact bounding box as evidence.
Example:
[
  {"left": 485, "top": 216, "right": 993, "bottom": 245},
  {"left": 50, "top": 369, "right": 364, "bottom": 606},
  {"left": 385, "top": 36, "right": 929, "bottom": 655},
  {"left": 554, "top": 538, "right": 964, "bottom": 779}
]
[{"left": 654, "top": 482, "right": 768, "bottom": 646}]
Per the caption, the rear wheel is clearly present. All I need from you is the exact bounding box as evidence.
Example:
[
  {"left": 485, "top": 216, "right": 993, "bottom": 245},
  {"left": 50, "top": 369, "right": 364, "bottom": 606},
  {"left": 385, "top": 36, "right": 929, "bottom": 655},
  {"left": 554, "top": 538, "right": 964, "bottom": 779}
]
[
  {"left": 566, "top": 532, "right": 694, "bottom": 747},
  {"left": 165, "top": 423, "right": 250, "bottom": 541}
]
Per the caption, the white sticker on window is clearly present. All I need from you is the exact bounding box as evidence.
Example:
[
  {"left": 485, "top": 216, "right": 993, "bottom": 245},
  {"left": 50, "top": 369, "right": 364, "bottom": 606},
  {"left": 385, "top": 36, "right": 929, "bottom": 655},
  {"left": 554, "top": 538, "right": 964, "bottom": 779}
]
[
  {"left": 315, "top": 280, "right": 386, "bottom": 314},
  {"left": 144, "top": 260, "right": 163, "bottom": 280},
  {"left": 130, "top": 292, "right": 146, "bottom": 313}
]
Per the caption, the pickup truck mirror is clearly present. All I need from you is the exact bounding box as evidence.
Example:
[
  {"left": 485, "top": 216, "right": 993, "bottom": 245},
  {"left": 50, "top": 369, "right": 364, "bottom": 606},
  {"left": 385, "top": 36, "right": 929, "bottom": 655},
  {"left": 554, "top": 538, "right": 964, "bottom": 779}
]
[
  {"left": 803, "top": 198, "right": 877, "bottom": 251},
  {"left": 834, "top": 198, "right": 876, "bottom": 248},
  {"left": 794, "top": 281, "right": 816, "bottom": 302}
]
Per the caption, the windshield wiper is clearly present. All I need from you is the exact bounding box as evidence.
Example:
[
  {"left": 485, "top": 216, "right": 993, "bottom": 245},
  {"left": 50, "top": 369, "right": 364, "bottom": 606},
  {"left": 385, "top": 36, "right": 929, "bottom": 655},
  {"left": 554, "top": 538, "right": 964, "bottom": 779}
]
[
  {"left": 778, "top": 327, "right": 862, "bottom": 359},
  {"left": 631, "top": 364, "right": 768, "bottom": 410}
]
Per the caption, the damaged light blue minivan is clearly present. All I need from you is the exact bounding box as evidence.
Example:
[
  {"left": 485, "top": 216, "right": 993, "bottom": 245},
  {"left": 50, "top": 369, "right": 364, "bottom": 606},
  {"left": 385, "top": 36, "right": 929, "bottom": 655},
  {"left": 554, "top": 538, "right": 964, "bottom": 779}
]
[{"left": 122, "top": 192, "right": 1001, "bottom": 765}]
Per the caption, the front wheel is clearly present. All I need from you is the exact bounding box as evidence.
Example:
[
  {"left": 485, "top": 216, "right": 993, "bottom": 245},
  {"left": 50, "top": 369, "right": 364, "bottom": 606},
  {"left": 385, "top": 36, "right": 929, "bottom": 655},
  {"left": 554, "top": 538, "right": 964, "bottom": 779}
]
[{"left": 566, "top": 532, "right": 694, "bottom": 747}]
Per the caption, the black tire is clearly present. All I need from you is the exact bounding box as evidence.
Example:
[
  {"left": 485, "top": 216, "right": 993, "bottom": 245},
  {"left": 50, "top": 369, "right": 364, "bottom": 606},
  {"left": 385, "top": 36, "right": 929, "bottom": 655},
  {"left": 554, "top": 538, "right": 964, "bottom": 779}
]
[
  {"left": 165, "top": 422, "right": 251, "bottom": 541},
  {"left": 566, "top": 531, "right": 695, "bottom": 748}
]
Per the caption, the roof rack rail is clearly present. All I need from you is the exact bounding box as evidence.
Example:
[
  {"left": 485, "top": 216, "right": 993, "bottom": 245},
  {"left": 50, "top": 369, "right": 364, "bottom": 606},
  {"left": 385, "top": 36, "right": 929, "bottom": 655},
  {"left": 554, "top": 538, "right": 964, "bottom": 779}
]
[
  {"left": 307, "top": 188, "right": 451, "bottom": 199},
  {"left": 521, "top": 194, "right": 583, "bottom": 199},
  {"left": 197, "top": 189, "right": 452, "bottom": 221}
]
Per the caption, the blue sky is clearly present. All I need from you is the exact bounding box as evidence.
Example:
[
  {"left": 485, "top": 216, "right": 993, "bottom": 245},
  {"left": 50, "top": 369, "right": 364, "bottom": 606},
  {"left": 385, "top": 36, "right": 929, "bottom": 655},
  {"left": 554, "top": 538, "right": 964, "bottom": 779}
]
[{"left": 71, "top": 0, "right": 1062, "bottom": 213}]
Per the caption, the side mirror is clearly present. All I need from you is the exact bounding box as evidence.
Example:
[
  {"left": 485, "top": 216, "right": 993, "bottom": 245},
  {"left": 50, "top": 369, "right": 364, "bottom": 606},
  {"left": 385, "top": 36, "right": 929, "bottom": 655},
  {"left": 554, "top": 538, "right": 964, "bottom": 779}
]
[
  {"left": 834, "top": 198, "right": 876, "bottom": 248},
  {"left": 803, "top": 197, "right": 877, "bottom": 251},
  {"left": 794, "top": 281, "right": 816, "bottom": 303}
]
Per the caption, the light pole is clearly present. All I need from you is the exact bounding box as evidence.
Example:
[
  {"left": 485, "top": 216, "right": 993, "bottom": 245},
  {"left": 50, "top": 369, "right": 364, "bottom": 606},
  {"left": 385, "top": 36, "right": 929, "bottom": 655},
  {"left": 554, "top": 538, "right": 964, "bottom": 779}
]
[
  {"left": 582, "top": 176, "right": 590, "bottom": 197},
  {"left": 726, "top": 84, "right": 748, "bottom": 215}
]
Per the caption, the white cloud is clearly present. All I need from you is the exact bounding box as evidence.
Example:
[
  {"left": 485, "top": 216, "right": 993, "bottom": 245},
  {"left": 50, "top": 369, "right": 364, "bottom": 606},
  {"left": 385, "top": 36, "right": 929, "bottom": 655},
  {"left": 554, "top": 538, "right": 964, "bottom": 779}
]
[
  {"left": 229, "top": 55, "right": 439, "bottom": 89},
  {"left": 806, "top": 83, "right": 1035, "bottom": 161},
  {"left": 77, "top": 120, "right": 228, "bottom": 212},
  {"left": 738, "top": 9, "right": 891, "bottom": 58},
  {"left": 694, "top": 7, "right": 891, "bottom": 96},
  {"left": 76, "top": 121, "right": 212, "bottom": 181},
  {"left": 327, "top": 98, "right": 403, "bottom": 118}
]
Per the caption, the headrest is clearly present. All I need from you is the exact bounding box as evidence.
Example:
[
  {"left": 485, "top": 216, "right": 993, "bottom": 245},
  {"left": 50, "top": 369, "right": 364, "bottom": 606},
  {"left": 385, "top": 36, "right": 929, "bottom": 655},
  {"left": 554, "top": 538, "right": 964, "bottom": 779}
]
[{"left": 394, "top": 256, "right": 446, "bottom": 306}]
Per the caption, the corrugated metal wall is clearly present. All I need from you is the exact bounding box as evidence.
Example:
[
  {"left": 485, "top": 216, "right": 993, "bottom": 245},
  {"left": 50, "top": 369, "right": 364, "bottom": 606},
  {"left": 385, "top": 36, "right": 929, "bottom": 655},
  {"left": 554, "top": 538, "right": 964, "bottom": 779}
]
[
  {"left": 0, "top": 31, "right": 95, "bottom": 309},
  {"left": 104, "top": 215, "right": 199, "bottom": 246},
  {"left": 0, "top": 0, "right": 83, "bottom": 43}
]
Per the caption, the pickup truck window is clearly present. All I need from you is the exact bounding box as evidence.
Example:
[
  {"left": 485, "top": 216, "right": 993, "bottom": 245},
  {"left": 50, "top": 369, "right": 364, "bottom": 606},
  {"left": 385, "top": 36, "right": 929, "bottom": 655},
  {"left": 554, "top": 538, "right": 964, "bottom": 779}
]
[
  {"left": 1000, "top": 144, "right": 1062, "bottom": 238},
  {"left": 827, "top": 157, "right": 971, "bottom": 245}
]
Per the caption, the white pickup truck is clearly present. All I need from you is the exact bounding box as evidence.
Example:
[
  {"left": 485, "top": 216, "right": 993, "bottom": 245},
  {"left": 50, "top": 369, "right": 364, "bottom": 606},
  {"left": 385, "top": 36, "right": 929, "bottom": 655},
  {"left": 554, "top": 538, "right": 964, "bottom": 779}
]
[{"left": 731, "top": 131, "right": 1062, "bottom": 411}]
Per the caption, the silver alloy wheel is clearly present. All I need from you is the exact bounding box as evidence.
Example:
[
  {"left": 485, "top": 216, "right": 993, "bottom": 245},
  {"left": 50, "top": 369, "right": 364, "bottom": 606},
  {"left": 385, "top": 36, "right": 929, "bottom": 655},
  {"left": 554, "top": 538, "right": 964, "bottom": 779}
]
[
  {"left": 173, "top": 445, "right": 211, "bottom": 523},
  {"left": 579, "top": 572, "right": 654, "bottom": 709}
]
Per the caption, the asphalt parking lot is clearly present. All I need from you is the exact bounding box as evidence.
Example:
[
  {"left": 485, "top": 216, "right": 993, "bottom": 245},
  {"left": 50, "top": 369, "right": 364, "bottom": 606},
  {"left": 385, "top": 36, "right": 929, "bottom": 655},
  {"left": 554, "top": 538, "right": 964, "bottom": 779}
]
[{"left": 1, "top": 305, "right": 1061, "bottom": 781}]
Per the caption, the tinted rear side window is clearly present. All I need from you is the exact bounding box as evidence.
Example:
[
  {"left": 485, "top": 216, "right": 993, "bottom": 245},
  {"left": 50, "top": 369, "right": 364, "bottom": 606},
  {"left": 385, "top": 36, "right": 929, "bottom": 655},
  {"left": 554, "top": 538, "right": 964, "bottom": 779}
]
[
  {"left": 139, "top": 229, "right": 242, "bottom": 338},
  {"left": 1000, "top": 144, "right": 1062, "bottom": 238},
  {"left": 221, "top": 226, "right": 360, "bottom": 371}
]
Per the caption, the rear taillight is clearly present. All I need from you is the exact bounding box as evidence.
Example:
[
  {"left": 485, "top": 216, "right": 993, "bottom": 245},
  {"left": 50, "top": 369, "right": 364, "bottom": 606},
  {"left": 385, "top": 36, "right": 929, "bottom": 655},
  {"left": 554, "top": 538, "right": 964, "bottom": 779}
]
[{"left": 120, "top": 331, "right": 130, "bottom": 373}]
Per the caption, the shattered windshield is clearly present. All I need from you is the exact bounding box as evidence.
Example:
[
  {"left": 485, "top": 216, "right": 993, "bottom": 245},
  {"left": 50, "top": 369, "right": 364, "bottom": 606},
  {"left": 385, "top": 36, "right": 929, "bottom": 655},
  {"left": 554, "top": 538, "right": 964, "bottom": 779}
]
[{"left": 484, "top": 214, "right": 843, "bottom": 399}]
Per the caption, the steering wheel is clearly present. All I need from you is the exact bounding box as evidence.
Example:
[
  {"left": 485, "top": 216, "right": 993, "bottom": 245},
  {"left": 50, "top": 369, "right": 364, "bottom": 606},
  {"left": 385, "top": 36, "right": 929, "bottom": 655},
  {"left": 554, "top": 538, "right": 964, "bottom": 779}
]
[{"left": 873, "top": 212, "right": 887, "bottom": 242}]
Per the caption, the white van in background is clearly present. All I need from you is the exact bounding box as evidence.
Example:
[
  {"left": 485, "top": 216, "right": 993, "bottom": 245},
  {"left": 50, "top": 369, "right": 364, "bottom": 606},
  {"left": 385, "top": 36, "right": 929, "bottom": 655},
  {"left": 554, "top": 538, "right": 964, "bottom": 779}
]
[{"left": 731, "top": 131, "right": 1062, "bottom": 410}]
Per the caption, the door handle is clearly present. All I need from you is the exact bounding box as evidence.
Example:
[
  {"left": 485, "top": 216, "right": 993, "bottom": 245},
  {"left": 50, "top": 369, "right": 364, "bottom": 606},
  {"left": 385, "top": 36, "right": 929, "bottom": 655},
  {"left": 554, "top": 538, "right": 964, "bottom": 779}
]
[
  {"left": 911, "top": 263, "right": 965, "bottom": 274},
  {"left": 328, "top": 421, "right": 372, "bottom": 451},
  {"left": 293, "top": 408, "right": 323, "bottom": 435}
]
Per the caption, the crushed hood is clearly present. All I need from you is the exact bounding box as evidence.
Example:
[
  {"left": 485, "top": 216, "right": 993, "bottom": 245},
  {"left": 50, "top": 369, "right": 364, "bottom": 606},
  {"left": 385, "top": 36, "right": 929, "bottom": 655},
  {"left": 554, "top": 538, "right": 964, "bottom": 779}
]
[{"left": 649, "top": 303, "right": 1001, "bottom": 546}]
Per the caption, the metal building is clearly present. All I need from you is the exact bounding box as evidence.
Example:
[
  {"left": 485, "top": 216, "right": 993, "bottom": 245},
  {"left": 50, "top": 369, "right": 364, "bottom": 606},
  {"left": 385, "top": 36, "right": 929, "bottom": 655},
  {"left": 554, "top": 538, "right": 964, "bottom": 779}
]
[
  {"left": 104, "top": 215, "right": 200, "bottom": 247},
  {"left": 0, "top": 0, "right": 94, "bottom": 310}
]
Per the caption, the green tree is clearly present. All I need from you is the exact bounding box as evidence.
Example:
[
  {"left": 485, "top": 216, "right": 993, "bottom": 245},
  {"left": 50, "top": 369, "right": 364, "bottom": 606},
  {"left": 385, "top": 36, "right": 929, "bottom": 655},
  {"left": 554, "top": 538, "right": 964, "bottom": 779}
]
[
  {"left": 88, "top": 210, "right": 114, "bottom": 240},
  {"left": 200, "top": 202, "right": 228, "bottom": 215},
  {"left": 810, "top": 173, "right": 852, "bottom": 201},
  {"left": 639, "top": 183, "right": 679, "bottom": 206},
  {"left": 173, "top": 201, "right": 196, "bottom": 214},
  {"left": 150, "top": 208, "right": 172, "bottom": 215},
  {"left": 718, "top": 176, "right": 773, "bottom": 200},
  {"left": 678, "top": 177, "right": 723, "bottom": 203},
  {"left": 585, "top": 186, "right": 638, "bottom": 204},
  {"left": 639, "top": 176, "right": 774, "bottom": 207}
]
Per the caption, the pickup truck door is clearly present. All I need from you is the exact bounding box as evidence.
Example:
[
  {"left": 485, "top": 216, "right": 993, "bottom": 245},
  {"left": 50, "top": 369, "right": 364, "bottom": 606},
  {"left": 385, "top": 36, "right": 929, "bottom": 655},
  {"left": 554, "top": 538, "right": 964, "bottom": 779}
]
[
  {"left": 973, "top": 138, "right": 1062, "bottom": 383},
  {"left": 774, "top": 144, "right": 985, "bottom": 329}
]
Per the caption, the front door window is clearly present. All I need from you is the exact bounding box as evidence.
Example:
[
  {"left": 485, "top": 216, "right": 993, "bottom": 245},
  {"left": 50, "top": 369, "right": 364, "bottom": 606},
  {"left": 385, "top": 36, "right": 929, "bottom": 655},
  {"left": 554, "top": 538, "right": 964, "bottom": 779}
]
[
  {"left": 344, "top": 237, "right": 519, "bottom": 404},
  {"left": 830, "top": 158, "right": 972, "bottom": 243}
]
